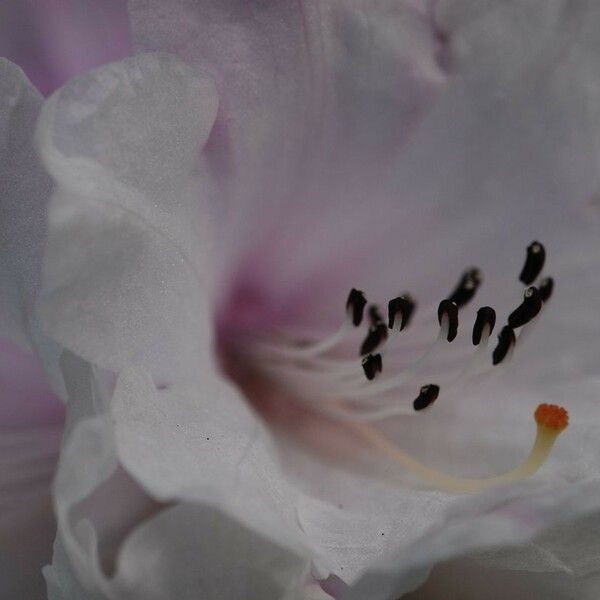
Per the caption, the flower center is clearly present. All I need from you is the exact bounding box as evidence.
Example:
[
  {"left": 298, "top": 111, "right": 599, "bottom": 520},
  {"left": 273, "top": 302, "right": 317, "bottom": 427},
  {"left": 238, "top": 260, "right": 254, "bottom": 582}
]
[{"left": 227, "top": 242, "right": 567, "bottom": 493}]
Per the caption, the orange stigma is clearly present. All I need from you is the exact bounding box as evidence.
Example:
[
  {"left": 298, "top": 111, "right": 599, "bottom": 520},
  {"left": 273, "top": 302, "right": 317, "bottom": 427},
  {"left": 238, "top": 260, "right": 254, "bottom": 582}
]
[{"left": 535, "top": 403, "right": 569, "bottom": 432}]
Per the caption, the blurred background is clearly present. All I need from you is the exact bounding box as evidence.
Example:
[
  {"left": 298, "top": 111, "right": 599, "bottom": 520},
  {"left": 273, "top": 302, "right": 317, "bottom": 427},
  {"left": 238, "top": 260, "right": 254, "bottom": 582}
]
[{"left": 0, "top": 0, "right": 131, "bottom": 95}]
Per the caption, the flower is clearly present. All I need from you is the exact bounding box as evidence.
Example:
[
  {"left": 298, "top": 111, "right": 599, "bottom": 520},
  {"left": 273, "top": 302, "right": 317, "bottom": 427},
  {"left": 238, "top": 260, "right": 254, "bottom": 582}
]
[{"left": 2, "top": 1, "right": 600, "bottom": 599}]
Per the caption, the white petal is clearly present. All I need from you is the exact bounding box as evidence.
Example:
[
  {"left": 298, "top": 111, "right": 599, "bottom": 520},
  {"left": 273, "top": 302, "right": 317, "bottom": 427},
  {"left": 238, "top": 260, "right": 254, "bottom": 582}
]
[
  {"left": 111, "top": 366, "right": 320, "bottom": 562},
  {"left": 473, "top": 511, "right": 600, "bottom": 577},
  {"left": 0, "top": 59, "right": 52, "bottom": 348},
  {"left": 35, "top": 53, "right": 219, "bottom": 382},
  {"left": 47, "top": 410, "right": 314, "bottom": 599},
  {"left": 407, "top": 511, "right": 600, "bottom": 599},
  {"left": 115, "top": 503, "right": 311, "bottom": 600},
  {"left": 341, "top": 476, "right": 600, "bottom": 600}
]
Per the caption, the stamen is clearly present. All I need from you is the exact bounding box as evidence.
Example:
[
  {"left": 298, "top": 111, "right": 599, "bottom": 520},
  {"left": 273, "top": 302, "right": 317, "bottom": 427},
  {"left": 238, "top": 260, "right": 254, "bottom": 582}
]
[
  {"left": 346, "top": 403, "right": 569, "bottom": 493},
  {"left": 388, "top": 294, "right": 416, "bottom": 332},
  {"left": 360, "top": 321, "right": 389, "bottom": 356},
  {"left": 519, "top": 241, "right": 546, "bottom": 285},
  {"left": 492, "top": 325, "right": 516, "bottom": 366},
  {"left": 539, "top": 277, "right": 554, "bottom": 303},
  {"left": 447, "top": 268, "right": 482, "bottom": 308},
  {"left": 240, "top": 245, "right": 563, "bottom": 495},
  {"left": 362, "top": 354, "right": 383, "bottom": 381},
  {"left": 341, "top": 314, "right": 453, "bottom": 399},
  {"left": 347, "top": 288, "right": 367, "bottom": 326},
  {"left": 508, "top": 286, "right": 543, "bottom": 328},
  {"left": 368, "top": 304, "right": 385, "bottom": 326},
  {"left": 438, "top": 299, "right": 458, "bottom": 342},
  {"left": 254, "top": 288, "right": 365, "bottom": 360},
  {"left": 472, "top": 306, "right": 496, "bottom": 346},
  {"left": 413, "top": 384, "right": 440, "bottom": 411}
]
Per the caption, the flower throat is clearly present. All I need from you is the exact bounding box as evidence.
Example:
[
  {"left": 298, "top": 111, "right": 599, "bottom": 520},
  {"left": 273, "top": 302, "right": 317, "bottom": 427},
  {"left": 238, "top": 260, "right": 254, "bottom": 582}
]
[{"left": 238, "top": 242, "right": 567, "bottom": 493}]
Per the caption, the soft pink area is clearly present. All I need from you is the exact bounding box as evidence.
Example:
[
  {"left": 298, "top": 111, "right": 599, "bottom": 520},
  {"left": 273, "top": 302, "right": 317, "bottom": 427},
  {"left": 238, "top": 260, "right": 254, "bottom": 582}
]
[
  {"left": 0, "top": 0, "right": 131, "bottom": 95},
  {"left": 0, "top": 338, "right": 64, "bottom": 429}
]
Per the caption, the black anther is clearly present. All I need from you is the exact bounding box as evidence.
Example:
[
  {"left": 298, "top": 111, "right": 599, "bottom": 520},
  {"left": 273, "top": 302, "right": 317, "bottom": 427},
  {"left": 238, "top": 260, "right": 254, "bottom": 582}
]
[
  {"left": 413, "top": 384, "right": 440, "bottom": 411},
  {"left": 507, "top": 286, "right": 542, "bottom": 328},
  {"left": 387, "top": 294, "right": 416, "bottom": 331},
  {"left": 492, "top": 326, "right": 516, "bottom": 366},
  {"left": 368, "top": 304, "right": 385, "bottom": 326},
  {"left": 346, "top": 288, "right": 367, "bottom": 327},
  {"left": 472, "top": 306, "right": 497, "bottom": 345},
  {"left": 437, "top": 299, "right": 459, "bottom": 342},
  {"left": 519, "top": 241, "right": 546, "bottom": 285},
  {"left": 539, "top": 277, "right": 554, "bottom": 303},
  {"left": 447, "top": 267, "right": 482, "bottom": 308},
  {"left": 362, "top": 353, "right": 383, "bottom": 381},
  {"left": 360, "top": 322, "right": 388, "bottom": 356}
]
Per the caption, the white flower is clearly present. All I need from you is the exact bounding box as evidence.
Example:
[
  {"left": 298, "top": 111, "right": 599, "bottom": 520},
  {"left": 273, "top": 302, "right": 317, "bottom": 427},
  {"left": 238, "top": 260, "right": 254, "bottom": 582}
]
[{"left": 2, "top": 1, "right": 600, "bottom": 598}]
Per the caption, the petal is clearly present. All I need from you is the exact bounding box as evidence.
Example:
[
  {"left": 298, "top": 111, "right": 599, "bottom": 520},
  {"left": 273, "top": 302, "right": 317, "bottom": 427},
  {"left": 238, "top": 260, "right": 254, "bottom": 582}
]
[
  {"left": 111, "top": 366, "right": 319, "bottom": 562},
  {"left": 473, "top": 511, "right": 600, "bottom": 578},
  {"left": 0, "top": 58, "right": 52, "bottom": 348},
  {"left": 132, "top": 0, "right": 600, "bottom": 337},
  {"left": 115, "top": 503, "right": 311, "bottom": 600},
  {"left": 35, "top": 53, "right": 219, "bottom": 382},
  {"left": 47, "top": 408, "right": 314, "bottom": 599},
  {"left": 407, "top": 511, "right": 600, "bottom": 599},
  {"left": 0, "top": 338, "right": 64, "bottom": 599},
  {"left": 0, "top": 0, "right": 131, "bottom": 95},
  {"left": 410, "top": 563, "right": 600, "bottom": 600},
  {"left": 130, "top": 0, "right": 445, "bottom": 178},
  {"left": 0, "top": 422, "right": 62, "bottom": 600},
  {"left": 0, "top": 338, "right": 64, "bottom": 428},
  {"left": 342, "top": 477, "right": 600, "bottom": 599},
  {"left": 129, "top": 0, "right": 450, "bottom": 329}
]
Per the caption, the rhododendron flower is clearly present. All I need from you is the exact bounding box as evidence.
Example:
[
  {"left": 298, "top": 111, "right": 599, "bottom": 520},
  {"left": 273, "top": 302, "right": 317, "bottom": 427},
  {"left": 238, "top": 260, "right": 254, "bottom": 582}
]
[{"left": 2, "top": 1, "right": 600, "bottom": 599}]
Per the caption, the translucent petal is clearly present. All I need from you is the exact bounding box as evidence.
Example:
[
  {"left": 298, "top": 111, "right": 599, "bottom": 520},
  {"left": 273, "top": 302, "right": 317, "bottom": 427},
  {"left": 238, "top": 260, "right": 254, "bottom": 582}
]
[
  {"left": 35, "top": 53, "right": 219, "bottom": 382},
  {"left": 46, "top": 410, "right": 314, "bottom": 600}
]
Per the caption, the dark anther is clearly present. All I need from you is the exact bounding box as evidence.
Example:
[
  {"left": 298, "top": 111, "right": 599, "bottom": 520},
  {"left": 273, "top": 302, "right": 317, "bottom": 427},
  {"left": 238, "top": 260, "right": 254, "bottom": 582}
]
[
  {"left": 437, "top": 299, "right": 459, "bottom": 342},
  {"left": 492, "top": 326, "right": 516, "bottom": 366},
  {"left": 472, "top": 306, "right": 497, "bottom": 345},
  {"left": 362, "top": 353, "right": 383, "bottom": 381},
  {"left": 447, "top": 267, "right": 482, "bottom": 308},
  {"left": 368, "top": 304, "right": 385, "bottom": 326},
  {"left": 519, "top": 241, "right": 546, "bottom": 285},
  {"left": 413, "top": 384, "right": 440, "bottom": 411},
  {"left": 539, "top": 277, "right": 554, "bottom": 303},
  {"left": 507, "top": 286, "right": 542, "bottom": 328},
  {"left": 387, "top": 294, "right": 416, "bottom": 331},
  {"left": 346, "top": 288, "right": 367, "bottom": 327},
  {"left": 360, "top": 322, "right": 388, "bottom": 356}
]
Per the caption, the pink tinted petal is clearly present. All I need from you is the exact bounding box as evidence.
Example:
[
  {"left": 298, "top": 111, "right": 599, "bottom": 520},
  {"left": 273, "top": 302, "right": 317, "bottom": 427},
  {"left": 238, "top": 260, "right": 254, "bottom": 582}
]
[
  {"left": 131, "top": 0, "right": 444, "bottom": 180},
  {"left": 0, "top": 0, "right": 131, "bottom": 95},
  {"left": 130, "top": 0, "right": 447, "bottom": 325},
  {"left": 0, "top": 338, "right": 63, "bottom": 599},
  {"left": 0, "top": 338, "right": 64, "bottom": 428},
  {"left": 0, "top": 486, "right": 57, "bottom": 599},
  {"left": 132, "top": 1, "right": 600, "bottom": 340}
]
